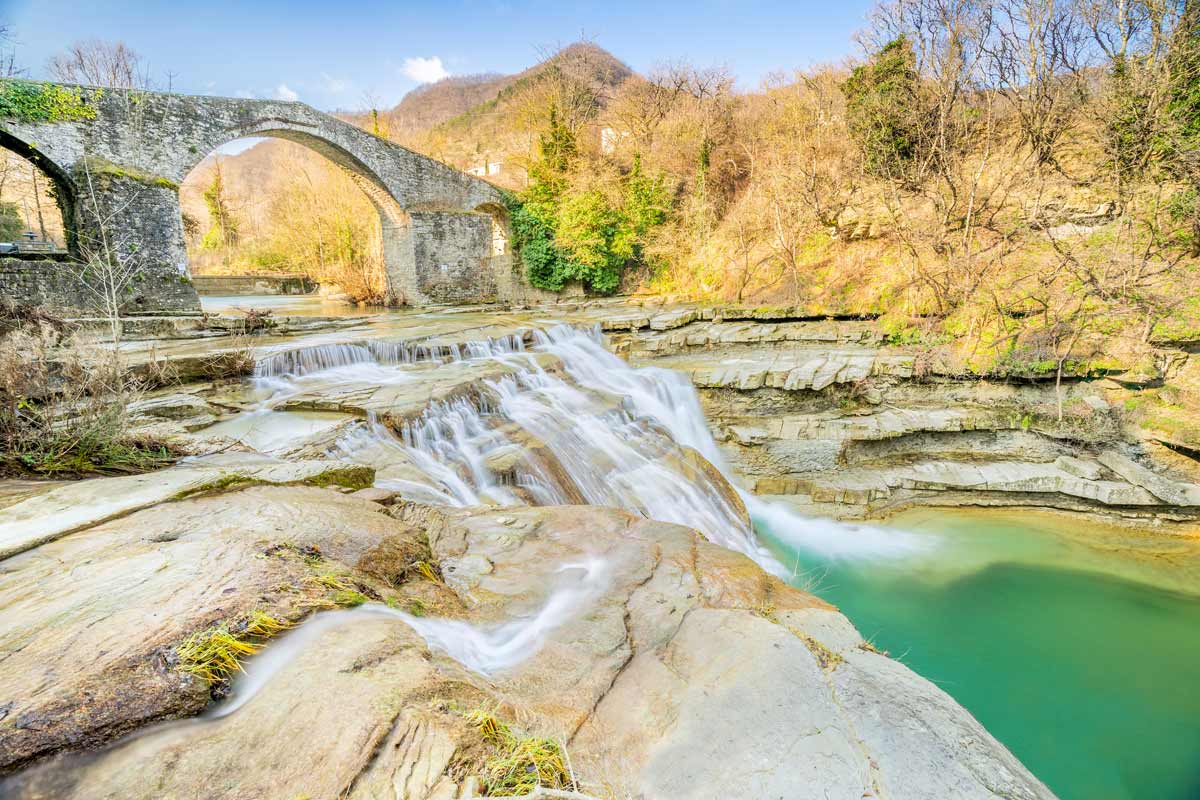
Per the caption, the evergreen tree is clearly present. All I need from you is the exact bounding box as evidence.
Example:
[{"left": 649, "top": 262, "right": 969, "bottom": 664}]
[
  {"left": 200, "top": 165, "right": 239, "bottom": 251},
  {"left": 843, "top": 37, "right": 923, "bottom": 180}
]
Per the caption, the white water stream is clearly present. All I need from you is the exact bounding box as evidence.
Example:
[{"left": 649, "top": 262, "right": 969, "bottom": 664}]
[
  {"left": 213, "top": 556, "right": 608, "bottom": 719},
  {"left": 198, "top": 323, "right": 921, "bottom": 705}
]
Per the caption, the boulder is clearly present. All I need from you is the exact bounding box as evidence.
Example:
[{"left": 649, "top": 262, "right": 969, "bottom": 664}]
[{"left": 0, "top": 485, "right": 428, "bottom": 775}]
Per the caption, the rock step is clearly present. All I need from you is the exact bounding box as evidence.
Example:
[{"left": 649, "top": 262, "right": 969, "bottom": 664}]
[
  {"left": 683, "top": 351, "right": 913, "bottom": 391},
  {"left": 280, "top": 351, "right": 562, "bottom": 425},
  {"left": 747, "top": 458, "right": 1200, "bottom": 513},
  {"left": 0, "top": 455, "right": 374, "bottom": 561}
]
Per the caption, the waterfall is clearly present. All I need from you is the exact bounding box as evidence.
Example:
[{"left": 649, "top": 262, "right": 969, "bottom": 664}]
[
  {"left": 239, "top": 323, "right": 900, "bottom": 574},
  {"left": 254, "top": 333, "right": 527, "bottom": 378},
  {"left": 333, "top": 324, "right": 784, "bottom": 573}
]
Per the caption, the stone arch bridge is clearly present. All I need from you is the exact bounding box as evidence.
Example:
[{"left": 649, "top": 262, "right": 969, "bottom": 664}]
[{"left": 0, "top": 82, "right": 525, "bottom": 314}]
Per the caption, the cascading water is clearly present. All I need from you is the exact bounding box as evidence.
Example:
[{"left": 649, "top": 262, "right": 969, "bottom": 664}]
[
  {"left": 202, "top": 321, "right": 913, "bottom": 696},
  {"left": 253, "top": 333, "right": 527, "bottom": 378},
  {"left": 330, "top": 324, "right": 784, "bottom": 572},
  {"left": 244, "top": 324, "right": 917, "bottom": 573}
]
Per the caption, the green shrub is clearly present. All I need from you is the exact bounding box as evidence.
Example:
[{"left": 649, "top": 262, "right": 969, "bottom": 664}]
[{"left": 509, "top": 108, "right": 671, "bottom": 295}]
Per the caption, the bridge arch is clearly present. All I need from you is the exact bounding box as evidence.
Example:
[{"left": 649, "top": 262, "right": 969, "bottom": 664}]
[
  {"left": 0, "top": 82, "right": 527, "bottom": 314},
  {"left": 180, "top": 134, "right": 408, "bottom": 304},
  {"left": 180, "top": 125, "right": 409, "bottom": 229},
  {"left": 0, "top": 129, "right": 76, "bottom": 255}
]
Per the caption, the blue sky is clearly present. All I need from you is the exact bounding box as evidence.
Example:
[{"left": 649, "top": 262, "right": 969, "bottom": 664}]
[{"left": 1, "top": 0, "right": 874, "bottom": 110}]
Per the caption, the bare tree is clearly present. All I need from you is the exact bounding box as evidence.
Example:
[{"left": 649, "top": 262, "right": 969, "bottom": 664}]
[
  {"left": 983, "top": 0, "right": 1088, "bottom": 169},
  {"left": 76, "top": 158, "right": 148, "bottom": 344},
  {"left": 0, "top": 24, "right": 22, "bottom": 77},
  {"left": 47, "top": 39, "right": 152, "bottom": 89}
]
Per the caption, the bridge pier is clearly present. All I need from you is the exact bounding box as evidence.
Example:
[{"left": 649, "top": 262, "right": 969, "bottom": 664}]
[
  {"left": 398, "top": 210, "right": 498, "bottom": 306},
  {"left": 72, "top": 166, "right": 202, "bottom": 316}
]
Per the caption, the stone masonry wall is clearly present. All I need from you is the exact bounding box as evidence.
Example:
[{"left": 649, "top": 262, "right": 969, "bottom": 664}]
[
  {"left": 412, "top": 211, "right": 496, "bottom": 304},
  {"left": 0, "top": 258, "right": 97, "bottom": 313},
  {"left": 72, "top": 171, "right": 200, "bottom": 315},
  {"left": 191, "top": 274, "right": 314, "bottom": 296},
  {"left": 0, "top": 256, "right": 195, "bottom": 316}
]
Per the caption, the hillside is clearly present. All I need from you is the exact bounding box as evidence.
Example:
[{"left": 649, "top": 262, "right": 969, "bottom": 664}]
[
  {"left": 387, "top": 72, "right": 509, "bottom": 134},
  {"left": 354, "top": 42, "right": 634, "bottom": 186},
  {"left": 180, "top": 140, "right": 299, "bottom": 247}
]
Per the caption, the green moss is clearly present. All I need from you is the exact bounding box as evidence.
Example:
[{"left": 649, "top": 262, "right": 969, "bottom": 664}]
[
  {"left": 301, "top": 465, "right": 374, "bottom": 490},
  {"left": 81, "top": 156, "right": 178, "bottom": 190},
  {"left": 172, "top": 474, "right": 260, "bottom": 500},
  {"left": 333, "top": 589, "right": 370, "bottom": 607},
  {"left": 0, "top": 79, "right": 100, "bottom": 122}
]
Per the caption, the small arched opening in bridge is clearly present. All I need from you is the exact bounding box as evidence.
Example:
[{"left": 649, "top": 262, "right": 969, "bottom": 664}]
[
  {"left": 0, "top": 131, "right": 73, "bottom": 257},
  {"left": 178, "top": 133, "right": 408, "bottom": 306},
  {"left": 474, "top": 202, "right": 509, "bottom": 257}
]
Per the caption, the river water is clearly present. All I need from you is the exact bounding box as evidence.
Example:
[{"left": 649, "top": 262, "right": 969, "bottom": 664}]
[
  {"left": 760, "top": 508, "right": 1200, "bottom": 800},
  {"left": 165, "top": 303, "right": 1200, "bottom": 797}
]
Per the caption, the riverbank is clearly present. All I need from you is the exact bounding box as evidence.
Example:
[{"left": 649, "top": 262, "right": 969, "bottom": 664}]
[
  {"left": 2, "top": 297, "right": 1198, "bottom": 798},
  {"left": 113, "top": 296, "right": 1200, "bottom": 526}
]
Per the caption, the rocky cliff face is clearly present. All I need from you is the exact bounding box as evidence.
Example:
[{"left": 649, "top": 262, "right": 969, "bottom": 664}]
[{"left": 603, "top": 308, "right": 1200, "bottom": 524}]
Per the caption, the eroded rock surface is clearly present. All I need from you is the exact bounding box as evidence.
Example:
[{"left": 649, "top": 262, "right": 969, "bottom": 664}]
[
  {"left": 0, "top": 454, "right": 373, "bottom": 560},
  {"left": 1, "top": 488, "right": 1054, "bottom": 799},
  {"left": 605, "top": 314, "right": 1200, "bottom": 523}
]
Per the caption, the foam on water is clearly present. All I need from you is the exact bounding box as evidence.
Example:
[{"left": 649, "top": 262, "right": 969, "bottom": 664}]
[
  {"left": 254, "top": 333, "right": 526, "bottom": 378},
  {"left": 747, "top": 495, "right": 932, "bottom": 561}
]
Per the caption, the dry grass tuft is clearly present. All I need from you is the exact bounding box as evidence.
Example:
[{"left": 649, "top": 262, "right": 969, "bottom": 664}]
[
  {"left": 464, "top": 709, "right": 576, "bottom": 797},
  {"left": 0, "top": 323, "right": 177, "bottom": 476},
  {"left": 176, "top": 610, "right": 292, "bottom": 683}
]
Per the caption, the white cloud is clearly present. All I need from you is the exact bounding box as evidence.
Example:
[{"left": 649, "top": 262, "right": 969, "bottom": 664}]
[
  {"left": 275, "top": 83, "right": 299, "bottom": 101},
  {"left": 234, "top": 89, "right": 256, "bottom": 99},
  {"left": 400, "top": 56, "right": 450, "bottom": 84},
  {"left": 320, "top": 73, "right": 350, "bottom": 94}
]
